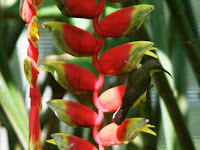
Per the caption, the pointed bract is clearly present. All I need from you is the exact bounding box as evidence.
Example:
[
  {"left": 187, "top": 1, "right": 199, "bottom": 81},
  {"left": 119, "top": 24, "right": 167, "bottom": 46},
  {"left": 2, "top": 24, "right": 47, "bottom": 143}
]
[
  {"left": 98, "top": 85, "right": 126, "bottom": 112},
  {"left": 43, "top": 61, "right": 97, "bottom": 94},
  {"left": 99, "top": 5, "right": 154, "bottom": 37},
  {"left": 98, "top": 118, "right": 156, "bottom": 146},
  {"left": 29, "top": 106, "right": 41, "bottom": 150},
  {"left": 53, "top": 0, "right": 98, "bottom": 18},
  {"left": 43, "top": 22, "right": 97, "bottom": 56},
  {"left": 117, "top": 118, "right": 156, "bottom": 143},
  {"left": 20, "top": 0, "right": 36, "bottom": 23},
  {"left": 98, "top": 41, "right": 157, "bottom": 75},
  {"left": 98, "top": 123, "right": 121, "bottom": 146},
  {"left": 50, "top": 133, "right": 98, "bottom": 150},
  {"left": 27, "top": 42, "right": 38, "bottom": 62},
  {"left": 30, "top": 86, "right": 42, "bottom": 111},
  {"left": 47, "top": 99, "right": 98, "bottom": 127},
  {"left": 24, "top": 57, "right": 39, "bottom": 87},
  {"left": 28, "top": 16, "right": 40, "bottom": 47}
]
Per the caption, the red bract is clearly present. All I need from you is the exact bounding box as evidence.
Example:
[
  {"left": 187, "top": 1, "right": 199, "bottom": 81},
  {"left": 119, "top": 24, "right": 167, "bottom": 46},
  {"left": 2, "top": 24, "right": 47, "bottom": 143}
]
[
  {"left": 98, "top": 41, "right": 157, "bottom": 75},
  {"left": 99, "top": 5, "right": 154, "bottom": 37},
  {"left": 27, "top": 42, "right": 38, "bottom": 62},
  {"left": 27, "top": 16, "right": 40, "bottom": 47},
  {"left": 98, "top": 84, "right": 126, "bottom": 112},
  {"left": 48, "top": 99, "right": 98, "bottom": 127},
  {"left": 43, "top": 61, "right": 97, "bottom": 93},
  {"left": 53, "top": 0, "right": 98, "bottom": 18},
  {"left": 20, "top": 0, "right": 36, "bottom": 23},
  {"left": 43, "top": 22, "right": 97, "bottom": 56},
  {"left": 50, "top": 133, "right": 98, "bottom": 150},
  {"left": 29, "top": 106, "right": 41, "bottom": 149},
  {"left": 98, "top": 118, "right": 156, "bottom": 146},
  {"left": 30, "top": 86, "right": 42, "bottom": 111},
  {"left": 24, "top": 57, "right": 39, "bottom": 87}
]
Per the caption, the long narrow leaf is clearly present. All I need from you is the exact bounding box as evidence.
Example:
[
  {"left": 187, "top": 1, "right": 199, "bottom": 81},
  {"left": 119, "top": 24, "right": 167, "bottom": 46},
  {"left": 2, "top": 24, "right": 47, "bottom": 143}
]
[{"left": 0, "top": 73, "right": 28, "bottom": 149}]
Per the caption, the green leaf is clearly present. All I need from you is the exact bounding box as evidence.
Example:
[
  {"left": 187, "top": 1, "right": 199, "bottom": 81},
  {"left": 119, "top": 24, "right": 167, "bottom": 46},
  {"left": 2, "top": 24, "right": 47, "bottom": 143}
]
[{"left": 0, "top": 73, "right": 28, "bottom": 149}]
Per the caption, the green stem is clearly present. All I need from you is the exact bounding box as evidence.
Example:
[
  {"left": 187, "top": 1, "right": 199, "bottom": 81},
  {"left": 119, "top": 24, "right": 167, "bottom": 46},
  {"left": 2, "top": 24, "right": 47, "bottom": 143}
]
[
  {"left": 154, "top": 73, "right": 195, "bottom": 150},
  {"left": 166, "top": 0, "right": 200, "bottom": 85},
  {"left": 140, "top": 92, "right": 157, "bottom": 150}
]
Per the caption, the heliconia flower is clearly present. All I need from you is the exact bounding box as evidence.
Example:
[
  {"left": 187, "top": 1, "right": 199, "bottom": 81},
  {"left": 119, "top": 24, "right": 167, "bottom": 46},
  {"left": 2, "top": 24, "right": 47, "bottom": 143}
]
[
  {"left": 28, "top": 0, "right": 43, "bottom": 10},
  {"left": 42, "top": 22, "right": 97, "bottom": 57},
  {"left": 28, "top": 16, "right": 40, "bottom": 47},
  {"left": 98, "top": 84, "right": 126, "bottom": 112},
  {"left": 53, "top": 0, "right": 98, "bottom": 18},
  {"left": 47, "top": 133, "right": 98, "bottom": 150},
  {"left": 27, "top": 42, "right": 38, "bottom": 62},
  {"left": 42, "top": 61, "right": 97, "bottom": 94},
  {"left": 47, "top": 99, "right": 98, "bottom": 128},
  {"left": 98, "top": 41, "right": 157, "bottom": 76},
  {"left": 29, "top": 106, "right": 41, "bottom": 150},
  {"left": 98, "top": 118, "right": 156, "bottom": 146},
  {"left": 24, "top": 57, "right": 39, "bottom": 87},
  {"left": 99, "top": 5, "right": 154, "bottom": 37},
  {"left": 30, "top": 86, "right": 42, "bottom": 111},
  {"left": 20, "top": 0, "right": 36, "bottom": 23}
]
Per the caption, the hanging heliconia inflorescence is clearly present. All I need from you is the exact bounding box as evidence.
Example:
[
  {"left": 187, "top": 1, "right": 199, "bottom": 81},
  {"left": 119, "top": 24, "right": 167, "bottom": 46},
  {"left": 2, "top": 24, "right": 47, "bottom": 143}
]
[
  {"left": 20, "top": 0, "right": 43, "bottom": 149},
  {"left": 42, "top": 0, "right": 158, "bottom": 150},
  {"left": 19, "top": 0, "right": 161, "bottom": 149}
]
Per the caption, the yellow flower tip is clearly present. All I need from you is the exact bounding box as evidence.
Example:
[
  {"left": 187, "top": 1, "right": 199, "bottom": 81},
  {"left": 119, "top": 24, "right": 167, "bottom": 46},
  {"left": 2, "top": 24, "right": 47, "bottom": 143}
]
[
  {"left": 29, "top": 16, "right": 40, "bottom": 45},
  {"left": 46, "top": 139, "right": 57, "bottom": 145}
]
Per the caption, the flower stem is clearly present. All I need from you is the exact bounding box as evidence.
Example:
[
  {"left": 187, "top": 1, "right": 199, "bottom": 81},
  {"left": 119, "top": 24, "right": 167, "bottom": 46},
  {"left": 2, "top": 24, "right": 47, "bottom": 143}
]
[{"left": 92, "top": 0, "right": 105, "bottom": 149}]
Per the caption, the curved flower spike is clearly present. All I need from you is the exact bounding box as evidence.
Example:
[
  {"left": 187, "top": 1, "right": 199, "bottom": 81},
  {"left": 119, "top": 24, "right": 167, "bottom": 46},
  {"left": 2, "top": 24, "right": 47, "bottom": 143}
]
[
  {"left": 43, "top": 22, "right": 97, "bottom": 56},
  {"left": 47, "top": 133, "right": 98, "bottom": 150},
  {"left": 98, "top": 118, "right": 156, "bottom": 146},
  {"left": 53, "top": 0, "right": 98, "bottom": 18},
  {"left": 98, "top": 41, "right": 157, "bottom": 75},
  {"left": 47, "top": 99, "right": 98, "bottom": 127},
  {"left": 99, "top": 5, "right": 154, "bottom": 37},
  {"left": 24, "top": 57, "right": 39, "bottom": 87},
  {"left": 43, "top": 61, "right": 97, "bottom": 94},
  {"left": 20, "top": 0, "right": 36, "bottom": 23},
  {"left": 98, "top": 84, "right": 126, "bottom": 112}
]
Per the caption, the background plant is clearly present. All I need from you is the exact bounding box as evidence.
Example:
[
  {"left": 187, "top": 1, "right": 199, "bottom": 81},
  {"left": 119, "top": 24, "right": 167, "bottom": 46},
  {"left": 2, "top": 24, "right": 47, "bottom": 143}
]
[{"left": 0, "top": 0, "right": 200, "bottom": 150}]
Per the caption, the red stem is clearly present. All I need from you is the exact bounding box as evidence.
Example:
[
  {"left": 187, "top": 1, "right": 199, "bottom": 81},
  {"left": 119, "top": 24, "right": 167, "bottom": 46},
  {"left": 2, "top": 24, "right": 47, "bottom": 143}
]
[{"left": 92, "top": 0, "right": 105, "bottom": 150}]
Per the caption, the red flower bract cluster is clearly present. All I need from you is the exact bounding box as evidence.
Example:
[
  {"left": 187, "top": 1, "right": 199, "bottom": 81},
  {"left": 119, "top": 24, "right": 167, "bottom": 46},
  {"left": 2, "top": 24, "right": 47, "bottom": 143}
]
[
  {"left": 43, "top": 0, "right": 157, "bottom": 150},
  {"left": 20, "top": 0, "right": 43, "bottom": 149}
]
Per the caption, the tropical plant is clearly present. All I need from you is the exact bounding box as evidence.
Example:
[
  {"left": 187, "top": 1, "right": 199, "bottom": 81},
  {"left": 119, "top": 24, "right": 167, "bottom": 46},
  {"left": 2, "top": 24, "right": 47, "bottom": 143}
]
[{"left": 0, "top": 0, "right": 200, "bottom": 150}]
